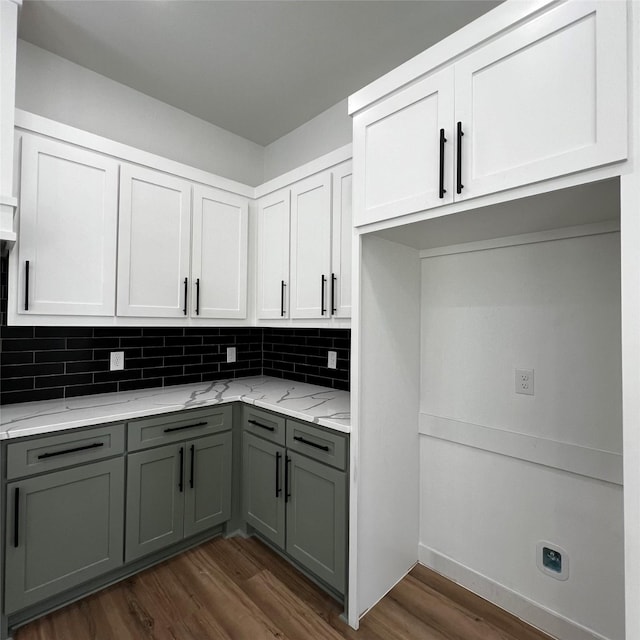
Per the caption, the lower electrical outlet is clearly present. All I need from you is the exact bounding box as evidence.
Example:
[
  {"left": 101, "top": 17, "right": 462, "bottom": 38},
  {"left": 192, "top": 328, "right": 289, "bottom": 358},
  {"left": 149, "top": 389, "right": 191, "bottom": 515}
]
[
  {"left": 226, "top": 347, "right": 236, "bottom": 363},
  {"left": 327, "top": 351, "right": 337, "bottom": 369},
  {"left": 110, "top": 351, "right": 124, "bottom": 371}
]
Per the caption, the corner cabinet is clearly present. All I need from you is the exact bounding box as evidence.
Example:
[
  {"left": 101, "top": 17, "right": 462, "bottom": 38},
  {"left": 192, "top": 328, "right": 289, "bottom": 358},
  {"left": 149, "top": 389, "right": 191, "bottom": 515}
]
[
  {"left": 16, "top": 135, "right": 119, "bottom": 316},
  {"left": 256, "top": 161, "right": 353, "bottom": 320},
  {"left": 241, "top": 407, "right": 348, "bottom": 594},
  {"left": 353, "top": 0, "right": 627, "bottom": 226}
]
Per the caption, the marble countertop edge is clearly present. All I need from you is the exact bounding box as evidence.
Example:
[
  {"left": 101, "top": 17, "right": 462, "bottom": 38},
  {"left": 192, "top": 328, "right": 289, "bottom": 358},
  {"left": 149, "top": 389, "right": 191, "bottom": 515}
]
[{"left": 0, "top": 376, "right": 351, "bottom": 440}]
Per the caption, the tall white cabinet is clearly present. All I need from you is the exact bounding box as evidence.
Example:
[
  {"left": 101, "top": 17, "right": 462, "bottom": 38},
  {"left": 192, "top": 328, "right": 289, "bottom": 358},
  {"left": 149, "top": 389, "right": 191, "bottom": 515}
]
[
  {"left": 117, "top": 165, "right": 192, "bottom": 318},
  {"left": 17, "top": 136, "right": 118, "bottom": 317}
]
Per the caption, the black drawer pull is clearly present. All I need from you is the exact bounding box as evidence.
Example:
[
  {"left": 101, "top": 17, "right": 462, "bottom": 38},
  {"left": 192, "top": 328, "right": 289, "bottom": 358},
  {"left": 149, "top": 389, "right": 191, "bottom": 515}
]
[
  {"left": 179, "top": 446, "right": 184, "bottom": 493},
  {"left": 248, "top": 419, "right": 275, "bottom": 432},
  {"left": 456, "top": 121, "right": 464, "bottom": 195},
  {"left": 38, "top": 442, "right": 104, "bottom": 459},
  {"left": 190, "top": 444, "right": 195, "bottom": 489},
  {"left": 163, "top": 421, "right": 208, "bottom": 433},
  {"left": 275, "top": 451, "right": 282, "bottom": 497},
  {"left": 331, "top": 273, "right": 337, "bottom": 315},
  {"left": 24, "top": 260, "right": 30, "bottom": 311},
  {"left": 285, "top": 455, "right": 291, "bottom": 503},
  {"left": 439, "top": 128, "right": 447, "bottom": 199},
  {"left": 293, "top": 436, "right": 330, "bottom": 452},
  {"left": 14, "top": 487, "right": 20, "bottom": 548}
]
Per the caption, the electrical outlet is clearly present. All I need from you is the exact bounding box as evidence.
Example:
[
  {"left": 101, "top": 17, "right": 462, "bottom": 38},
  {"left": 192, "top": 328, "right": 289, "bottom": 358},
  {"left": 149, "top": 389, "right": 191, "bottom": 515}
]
[
  {"left": 110, "top": 351, "right": 124, "bottom": 371},
  {"left": 226, "top": 347, "right": 236, "bottom": 363},
  {"left": 327, "top": 351, "right": 337, "bottom": 369},
  {"left": 515, "top": 368, "right": 534, "bottom": 395}
]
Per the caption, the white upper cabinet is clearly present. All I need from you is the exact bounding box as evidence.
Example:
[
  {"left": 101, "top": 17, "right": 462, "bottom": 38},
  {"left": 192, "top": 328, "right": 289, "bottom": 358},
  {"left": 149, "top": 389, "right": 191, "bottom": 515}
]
[
  {"left": 256, "top": 161, "right": 352, "bottom": 322},
  {"left": 256, "top": 189, "right": 291, "bottom": 319},
  {"left": 454, "top": 0, "right": 627, "bottom": 201},
  {"left": 354, "top": 68, "right": 454, "bottom": 226},
  {"left": 17, "top": 136, "right": 118, "bottom": 316},
  {"left": 117, "top": 165, "right": 192, "bottom": 317},
  {"left": 290, "top": 172, "right": 332, "bottom": 318},
  {"left": 352, "top": 0, "right": 627, "bottom": 227},
  {"left": 191, "top": 185, "right": 249, "bottom": 319},
  {"left": 331, "top": 162, "right": 353, "bottom": 318}
]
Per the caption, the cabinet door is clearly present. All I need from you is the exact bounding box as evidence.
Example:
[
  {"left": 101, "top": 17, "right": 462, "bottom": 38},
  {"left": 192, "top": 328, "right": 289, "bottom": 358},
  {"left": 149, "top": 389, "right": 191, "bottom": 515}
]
[
  {"left": 17, "top": 135, "right": 118, "bottom": 316},
  {"left": 256, "top": 189, "right": 290, "bottom": 319},
  {"left": 454, "top": 0, "right": 627, "bottom": 201},
  {"left": 353, "top": 67, "right": 454, "bottom": 226},
  {"left": 285, "top": 452, "right": 346, "bottom": 593},
  {"left": 331, "top": 162, "right": 352, "bottom": 318},
  {"left": 184, "top": 432, "right": 232, "bottom": 537},
  {"left": 5, "top": 458, "right": 124, "bottom": 613},
  {"left": 192, "top": 185, "right": 248, "bottom": 319},
  {"left": 242, "top": 433, "right": 285, "bottom": 548},
  {"left": 125, "top": 443, "right": 185, "bottom": 562},
  {"left": 117, "top": 164, "right": 191, "bottom": 317},
  {"left": 290, "top": 172, "right": 332, "bottom": 319}
]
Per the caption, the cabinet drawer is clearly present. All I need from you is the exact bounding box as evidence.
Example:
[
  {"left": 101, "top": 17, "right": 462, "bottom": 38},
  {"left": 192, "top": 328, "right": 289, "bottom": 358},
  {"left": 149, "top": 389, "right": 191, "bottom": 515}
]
[
  {"left": 243, "top": 406, "right": 286, "bottom": 445},
  {"left": 128, "top": 405, "right": 232, "bottom": 451},
  {"left": 7, "top": 424, "right": 125, "bottom": 480},
  {"left": 286, "top": 420, "right": 347, "bottom": 470}
]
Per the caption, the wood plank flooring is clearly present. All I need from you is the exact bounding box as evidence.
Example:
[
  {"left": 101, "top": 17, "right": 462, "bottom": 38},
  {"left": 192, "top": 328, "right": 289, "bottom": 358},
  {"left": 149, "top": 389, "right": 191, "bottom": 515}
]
[{"left": 14, "top": 536, "right": 555, "bottom": 640}]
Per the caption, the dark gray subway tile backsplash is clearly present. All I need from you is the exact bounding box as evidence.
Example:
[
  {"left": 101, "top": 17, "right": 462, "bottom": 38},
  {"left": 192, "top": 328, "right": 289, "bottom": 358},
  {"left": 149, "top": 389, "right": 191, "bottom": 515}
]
[{"left": 0, "top": 257, "right": 350, "bottom": 405}]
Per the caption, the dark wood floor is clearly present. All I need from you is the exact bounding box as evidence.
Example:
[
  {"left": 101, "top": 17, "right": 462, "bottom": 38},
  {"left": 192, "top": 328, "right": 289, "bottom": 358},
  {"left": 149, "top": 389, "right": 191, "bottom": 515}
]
[{"left": 14, "top": 536, "right": 554, "bottom": 640}]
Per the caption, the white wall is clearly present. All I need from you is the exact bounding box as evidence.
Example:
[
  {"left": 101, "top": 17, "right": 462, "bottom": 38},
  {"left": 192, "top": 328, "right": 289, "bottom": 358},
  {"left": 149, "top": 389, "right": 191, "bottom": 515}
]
[
  {"left": 419, "top": 232, "right": 623, "bottom": 640},
  {"left": 15, "top": 40, "right": 264, "bottom": 186},
  {"left": 263, "top": 99, "right": 352, "bottom": 181}
]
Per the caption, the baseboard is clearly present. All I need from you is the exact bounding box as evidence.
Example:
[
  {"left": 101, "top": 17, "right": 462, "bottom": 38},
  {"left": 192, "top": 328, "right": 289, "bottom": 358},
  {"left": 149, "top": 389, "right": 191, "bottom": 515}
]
[{"left": 418, "top": 544, "right": 610, "bottom": 640}]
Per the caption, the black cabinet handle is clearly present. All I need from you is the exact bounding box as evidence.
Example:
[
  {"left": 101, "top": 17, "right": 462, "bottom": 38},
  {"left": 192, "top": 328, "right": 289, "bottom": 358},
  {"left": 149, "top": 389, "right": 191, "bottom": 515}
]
[
  {"left": 195, "top": 278, "right": 200, "bottom": 316},
  {"left": 439, "top": 128, "right": 447, "bottom": 199},
  {"left": 293, "top": 435, "right": 330, "bottom": 452},
  {"left": 190, "top": 444, "right": 195, "bottom": 489},
  {"left": 331, "top": 273, "right": 337, "bottom": 315},
  {"left": 183, "top": 277, "right": 188, "bottom": 315},
  {"left": 321, "top": 274, "right": 327, "bottom": 315},
  {"left": 14, "top": 487, "right": 19, "bottom": 548},
  {"left": 24, "top": 260, "right": 29, "bottom": 311},
  {"left": 456, "top": 121, "right": 464, "bottom": 195},
  {"left": 280, "top": 280, "right": 286, "bottom": 317},
  {"left": 178, "top": 447, "right": 184, "bottom": 492},
  {"left": 285, "top": 455, "right": 291, "bottom": 503},
  {"left": 248, "top": 419, "right": 275, "bottom": 432},
  {"left": 38, "top": 442, "right": 104, "bottom": 460},
  {"left": 163, "top": 421, "right": 208, "bottom": 433},
  {"left": 275, "top": 451, "right": 282, "bottom": 497}
]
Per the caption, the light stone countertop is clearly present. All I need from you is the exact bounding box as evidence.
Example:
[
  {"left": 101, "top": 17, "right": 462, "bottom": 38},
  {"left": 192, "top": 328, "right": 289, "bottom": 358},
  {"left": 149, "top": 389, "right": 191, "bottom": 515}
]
[{"left": 0, "top": 376, "right": 350, "bottom": 440}]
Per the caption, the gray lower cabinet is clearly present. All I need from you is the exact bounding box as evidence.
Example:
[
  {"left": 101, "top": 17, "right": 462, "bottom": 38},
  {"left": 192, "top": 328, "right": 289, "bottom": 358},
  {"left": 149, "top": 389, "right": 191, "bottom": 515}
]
[
  {"left": 285, "top": 451, "right": 346, "bottom": 594},
  {"left": 4, "top": 457, "right": 125, "bottom": 614},
  {"left": 242, "top": 408, "right": 348, "bottom": 594},
  {"left": 242, "top": 433, "right": 285, "bottom": 548},
  {"left": 126, "top": 431, "right": 232, "bottom": 562}
]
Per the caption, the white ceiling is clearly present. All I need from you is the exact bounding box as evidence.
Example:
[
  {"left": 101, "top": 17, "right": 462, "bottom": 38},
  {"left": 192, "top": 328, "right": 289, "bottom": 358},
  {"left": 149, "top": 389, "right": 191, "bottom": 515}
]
[{"left": 17, "top": 0, "right": 501, "bottom": 146}]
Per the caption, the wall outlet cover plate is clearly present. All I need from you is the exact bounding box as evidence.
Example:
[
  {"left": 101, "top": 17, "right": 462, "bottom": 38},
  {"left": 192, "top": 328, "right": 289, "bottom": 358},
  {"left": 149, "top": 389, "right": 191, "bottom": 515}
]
[{"left": 536, "top": 541, "right": 569, "bottom": 581}]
